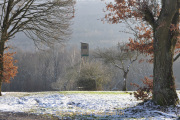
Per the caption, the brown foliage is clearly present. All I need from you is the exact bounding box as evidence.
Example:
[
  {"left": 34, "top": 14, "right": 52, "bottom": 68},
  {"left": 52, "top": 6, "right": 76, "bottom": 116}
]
[
  {"left": 0, "top": 52, "right": 18, "bottom": 83},
  {"left": 131, "top": 76, "right": 153, "bottom": 101},
  {"left": 104, "top": 0, "right": 180, "bottom": 106},
  {"left": 104, "top": 1, "right": 180, "bottom": 62}
]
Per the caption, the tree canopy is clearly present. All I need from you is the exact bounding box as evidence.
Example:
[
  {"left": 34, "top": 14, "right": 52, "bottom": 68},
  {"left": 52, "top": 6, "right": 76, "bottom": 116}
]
[
  {"left": 0, "top": 0, "right": 74, "bottom": 46},
  {"left": 104, "top": 0, "right": 180, "bottom": 105},
  {"left": 0, "top": 0, "right": 75, "bottom": 95}
]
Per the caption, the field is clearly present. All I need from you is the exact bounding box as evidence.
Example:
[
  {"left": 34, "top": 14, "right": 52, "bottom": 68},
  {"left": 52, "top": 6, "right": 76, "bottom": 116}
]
[{"left": 0, "top": 91, "right": 180, "bottom": 120}]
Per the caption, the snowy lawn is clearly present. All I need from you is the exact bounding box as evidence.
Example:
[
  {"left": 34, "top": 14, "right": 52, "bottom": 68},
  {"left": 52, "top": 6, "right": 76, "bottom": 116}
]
[{"left": 0, "top": 91, "right": 180, "bottom": 119}]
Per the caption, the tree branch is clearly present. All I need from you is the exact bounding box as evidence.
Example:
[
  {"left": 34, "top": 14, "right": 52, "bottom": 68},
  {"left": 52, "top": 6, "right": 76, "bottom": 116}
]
[
  {"left": 1, "top": 0, "right": 74, "bottom": 47},
  {"left": 142, "top": 5, "right": 155, "bottom": 27},
  {"left": 113, "top": 62, "right": 124, "bottom": 70},
  {"left": 174, "top": 53, "right": 180, "bottom": 62}
]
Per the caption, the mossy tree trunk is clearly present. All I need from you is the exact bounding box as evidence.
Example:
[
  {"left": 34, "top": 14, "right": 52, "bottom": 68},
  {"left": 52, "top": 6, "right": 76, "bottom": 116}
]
[
  {"left": 0, "top": 49, "right": 3, "bottom": 96},
  {"left": 0, "top": 36, "right": 6, "bottom": 96},
  {"left": 122, "top": 71, "right": 127, "bottom": 91},
  {"left": 152, "top": 0, "right": 179, "bottom": 105},
  {"left": 0, "top": 0, "right": 12, "bottom": 96}
]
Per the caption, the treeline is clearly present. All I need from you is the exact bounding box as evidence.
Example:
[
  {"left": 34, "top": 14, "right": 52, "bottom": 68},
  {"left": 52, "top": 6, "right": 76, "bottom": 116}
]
[
  {"left": 2, "top": 45, "right": 156, "bottom": 92},
  {"left": 2, "top": 46, "right": 80, "bottom": 91}
]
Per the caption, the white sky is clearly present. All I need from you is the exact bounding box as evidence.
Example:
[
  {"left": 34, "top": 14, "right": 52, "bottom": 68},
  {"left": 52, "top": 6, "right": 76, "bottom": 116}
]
[
  {"left": 69, "top": 0, "right": 131, "bottom": 48},
  {"left": 9, "top": 0, "right": 132, "bottom": 51}
]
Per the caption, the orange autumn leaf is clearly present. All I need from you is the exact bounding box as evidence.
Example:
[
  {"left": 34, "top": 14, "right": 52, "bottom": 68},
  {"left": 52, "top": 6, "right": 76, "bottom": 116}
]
[
  {"left": 0, "top": 52, "right": 18, "bottom": 83},
  {"left": 104, "top": 1, "right": 180, "bottom": 63}
]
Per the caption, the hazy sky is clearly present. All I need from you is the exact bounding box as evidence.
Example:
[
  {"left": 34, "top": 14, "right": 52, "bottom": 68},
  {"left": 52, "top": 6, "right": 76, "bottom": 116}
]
[
  {"left": 6, "top": 0, "right": 180, "bottom": 85},
  {"left": 9, "top": 0, "right": 132, "bottom": 51},
  {"left": 69, "top": 0, "right": 131, "bottom": 48}
]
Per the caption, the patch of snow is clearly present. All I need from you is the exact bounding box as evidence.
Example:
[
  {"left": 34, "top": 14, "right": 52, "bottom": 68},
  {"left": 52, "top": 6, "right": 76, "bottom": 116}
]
[{"left": 0, "top": 92, "right": 179, "bottom": 119}]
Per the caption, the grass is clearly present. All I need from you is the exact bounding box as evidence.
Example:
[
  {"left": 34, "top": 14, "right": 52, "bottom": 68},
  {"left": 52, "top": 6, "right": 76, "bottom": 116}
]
[
  {"left": 55, "top": 110, "right": 124, "bottom": 120},
  {"left": 56, "top": 91, "right": 132, "bottom": 95},
  {"left": 2, "top": 91, "right": 132, "bottom": 97},
  {"left": 3, "top": 90, "right": 180, "bottom": 97}
]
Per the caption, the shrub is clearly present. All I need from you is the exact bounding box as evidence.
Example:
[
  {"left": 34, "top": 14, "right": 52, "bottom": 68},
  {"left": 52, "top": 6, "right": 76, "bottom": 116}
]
[
  {"left": 131, "top": 76, "right": 153, "bottom": 101},
  {"left": 77, "top": 61, "right": 112, "bottom": 91}
]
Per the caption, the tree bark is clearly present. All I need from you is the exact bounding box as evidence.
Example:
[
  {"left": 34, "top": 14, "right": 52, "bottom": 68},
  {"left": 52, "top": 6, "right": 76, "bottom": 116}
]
[
  {"left": 152, "top": 0, "right": 179, "bottom": 105},
  {"left": 0, "top": 36, "right": 5, "bottom": 96},
  {"left": 153, "top": 32, "right": 179, "bottom": 105},
  {"left": 122, "top": 72, "right": 127, "bottom": 91}
]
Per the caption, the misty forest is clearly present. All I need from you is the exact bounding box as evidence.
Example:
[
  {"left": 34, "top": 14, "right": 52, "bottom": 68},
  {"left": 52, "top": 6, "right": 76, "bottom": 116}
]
[{"left": 0, "top": 0, "right": 180, "bottom": 119}]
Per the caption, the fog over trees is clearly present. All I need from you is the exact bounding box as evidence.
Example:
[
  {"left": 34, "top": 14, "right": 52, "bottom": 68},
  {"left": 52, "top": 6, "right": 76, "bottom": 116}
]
[
  {"left": 2, "top": 44, "right": 180, "bottom": 92},
  {"left": 0, "top": 0, "right": 74, "bottom": 95},
  {"left": 1, "top": 45, "right": 152, "bottom": 91},
  {"left": 1, "top": 1, "right": 180, "bottom": 101}
]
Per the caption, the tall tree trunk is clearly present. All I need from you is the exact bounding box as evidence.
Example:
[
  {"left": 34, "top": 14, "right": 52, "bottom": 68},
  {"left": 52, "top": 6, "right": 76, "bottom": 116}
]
[
  {"left": 122, "top": 72, "right": 127, "bottom": 91},
  {"left": 153, "top": 33, "right": 178, "bottom": 105},
  {"left": 152, "top": 1, "right": 179, "bottom": 105},
  {"left": 0, "top": 37, "right": 5, "bottom": 96}
]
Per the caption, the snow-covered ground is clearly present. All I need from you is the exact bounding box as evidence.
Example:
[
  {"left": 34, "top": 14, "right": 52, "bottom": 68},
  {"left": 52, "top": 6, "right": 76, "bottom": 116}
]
[{"left": 0, "top": 91, "right": 180, "bottom": 119}]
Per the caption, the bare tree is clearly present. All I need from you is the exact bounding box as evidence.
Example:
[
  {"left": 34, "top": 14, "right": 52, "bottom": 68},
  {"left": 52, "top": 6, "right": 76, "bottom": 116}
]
[
  {"left": 0, "top": 0, "right": 74, "bottom": 95},
  {"left": 95, "top": 43, "right": 139, "bottom": 91}
]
